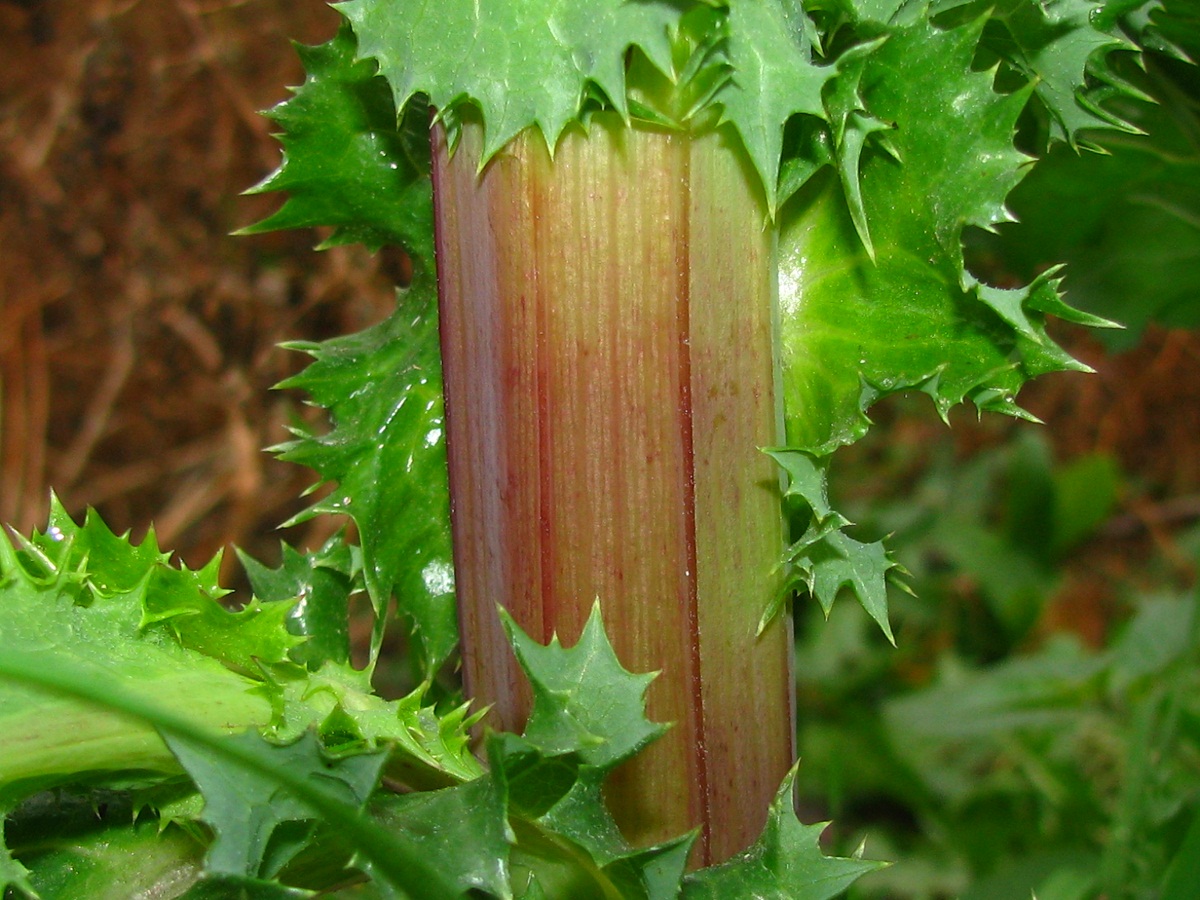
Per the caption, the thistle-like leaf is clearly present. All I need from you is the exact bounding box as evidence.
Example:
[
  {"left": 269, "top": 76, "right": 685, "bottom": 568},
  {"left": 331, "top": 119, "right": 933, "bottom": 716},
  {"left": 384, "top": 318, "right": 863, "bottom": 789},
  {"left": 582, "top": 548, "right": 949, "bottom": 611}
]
[
  {"left": 972, "top": 0, "right": 1142, "bottom": 146},
  {"left": 364, "top": 778, "right": 514, "bottom": 900},
  {"left": 163, "top": 730, "right": 385, "bottom": 880},
  {"left": 846, "top": 0, "right": 1149, "bottom": 146},
  {"left": 1148, "top": 0, "right": 1200, "bottom": 62},
  {"left": 717, "top": 0, "right": 832, "bottom": 210},
  {"left": 0, "top": 816, "right": 35, "bottom": 900},
  {"left": 501, "top": 602, "right": 666, "bottom": 772},
  {"left": 269, "top": 663, "right": 483, "bottom": 787},
  {"left": 765, "top": 450, "right": 904, "bottom": 641},
  {"left": 778, "top": 14, "right": 1088, "bottom": 457},
  {"left": 681, "top": 767, "right": 887, "bottom": 898},
  {"left": 242, "top": 22, "right": 434, "bottom": 262},
  {"left": 336, "top": 0, "right": 680, "bottom": 163},
  {"left": 238, "top": 533, "right": 361, "bottom": 670},
  {"left": 8, "top": 495, "right": 303, "bottom": 674},
  {"left": 274, "top": 286, "right": 456, "bottom": 676},
  {"left": 0, "top": 505, "right": 278, "bottom": 806},
  {"left": 243, "top": 21, "right": 455, "bottom": 676},
  {"left": 791, "top": 528, "right": 902, "bottom": 643},
  {"left": 0, "top": 504, "right": 475, "bottom": 820},
  {"left": 985, "top": 48, "right": 1200, "bottom": 343},
  {"left": 773, "top": 15, "right": 1109, "bottom": 635}
]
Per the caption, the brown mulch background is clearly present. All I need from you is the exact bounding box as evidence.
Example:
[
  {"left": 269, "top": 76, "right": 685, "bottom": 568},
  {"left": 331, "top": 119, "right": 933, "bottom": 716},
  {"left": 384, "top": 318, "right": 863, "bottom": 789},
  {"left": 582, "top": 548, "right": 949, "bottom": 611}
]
[
  {"left": 0, "top": 0, "right": 401, "bottom": 586},
  {"left": 1, "top": 1, "right": 1197, "bottom": 635}
]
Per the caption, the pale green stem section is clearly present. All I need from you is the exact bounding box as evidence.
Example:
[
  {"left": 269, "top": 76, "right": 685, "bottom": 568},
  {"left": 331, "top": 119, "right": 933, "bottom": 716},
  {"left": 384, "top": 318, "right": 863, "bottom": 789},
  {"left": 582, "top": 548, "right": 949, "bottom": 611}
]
[
  {"left": 0, "top": 667, "right": 270, "bottom": 803},
  {"left": 0, "top": 650, "right": 462, "bottom": 899},
  {"left": 432, "top": 113, "right": 794, "bottom": 865}
]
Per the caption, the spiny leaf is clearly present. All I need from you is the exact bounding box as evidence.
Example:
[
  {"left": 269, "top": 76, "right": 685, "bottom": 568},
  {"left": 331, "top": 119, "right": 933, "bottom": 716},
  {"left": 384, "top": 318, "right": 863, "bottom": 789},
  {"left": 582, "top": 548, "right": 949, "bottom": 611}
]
[
  {"left": 792, "top": 528, "right": 902, "bottom": 644},
  {"left": 763, "top": 450, "right": 906, "bottom": 638},
  {"left": 718, "top": 0, "right": 832, "bottom": 210},
  {"left": 244, "top": 22, "right": 457, "bottom": 677},
  {"left": 768, "top": 449, "right": 842, "bottom": 525},
  {"left": 821, "top": 37, "right": 893, "bottom": 256},
  {"left": 775, "top": 17, "right": 1068, "bottom": 637},
  {"left": 1148, "top": 0, "right": 1200, "bottom": 62},
  {"left": 269, "top": 663, "right": 483, "bottom": 787},
  {"left": 137, "top": 560, "right": 304, "bottom": 678},
  {"left": 242, "top": 22, "right": 434, "bottom": 263},
  {"left": 0, "top": 814, "right": 36, "bottom": 900},
  {"left": 493, "top": 736, "right": 629, "bottom": 862},
  {"left": 274, "top": 285, "right": 456, "bottom": 676},
  {"left": 681, "top": 766, "right": 887, "bottom": 898},
  {"left": 778, "top": 14, "right": 1090, "bottom": 457},
  {"left": 164, "top": 730, "right": 384, "bottom": 880},
  {"left": 601, "top": 835, "right": 697, "bottom": 900},
  {"left": 845, "top": 0, "right": 1146, "bottom": 146},
  {"left": 976, "top": 0, "right": 1142, "bottom": 146},
  {"left": 984, "top": 49, "right": 1200, "bottom": 345},
  {"left": 337, "top": 0, "right": 679, "bottom": 163},
  {"left": 367, "top": 777, "right": 514, "bottom": 900},
  {"left": 0, "top": 652, "right": 461, "bottom": 899},
  {"left": 487, "top": 732, "right": 695, "bottom": 899},
  {"left": 501, "top": 602, "right": 666, "bottom": 772},
  {"left": 10, "top": 495, "right": 303, "bottom": 674},
  {"left": 0, "top": 508, "right": 275, "bottom": 805},
  {"left": 238, "top": 533, "right": 361, "bottom": 670}
]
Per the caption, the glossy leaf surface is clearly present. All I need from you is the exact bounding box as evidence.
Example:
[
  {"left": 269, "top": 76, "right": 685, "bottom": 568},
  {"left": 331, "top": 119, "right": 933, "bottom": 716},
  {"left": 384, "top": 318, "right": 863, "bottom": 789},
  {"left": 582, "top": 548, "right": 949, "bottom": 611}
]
[{"left": 274, "top": 290, "right": 455, "bottom": 676}]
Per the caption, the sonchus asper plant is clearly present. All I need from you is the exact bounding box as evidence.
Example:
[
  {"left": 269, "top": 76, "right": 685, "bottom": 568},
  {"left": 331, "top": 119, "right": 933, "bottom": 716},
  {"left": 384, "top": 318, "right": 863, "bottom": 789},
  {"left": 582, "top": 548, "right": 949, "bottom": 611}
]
[{"left": 1, "top": 0, "right": 1184, "bottom": 897}]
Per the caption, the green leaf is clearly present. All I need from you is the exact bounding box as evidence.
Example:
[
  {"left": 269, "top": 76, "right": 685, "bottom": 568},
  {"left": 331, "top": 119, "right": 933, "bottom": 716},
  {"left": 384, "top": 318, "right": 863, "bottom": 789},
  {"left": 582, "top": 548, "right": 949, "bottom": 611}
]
[
  {"left": 179, "top": 875, "right": 314, "bottom": 899},
  {"left": 1, "top": 814, "right": 37, "bottom": 900},
  {"left": 681, "top": 767, "right": 887, "bottom": 898},
  {"left": 602, "top": 835, "right": 696, "bottom": 900},
  {"left": 792, "top": 528, "right": 902, "bottom": 644},
  {"left": 238, "top": 534, "right": 360, "bottom": 670},
  {"left": 1149, "top": 0, "right": 1200, "bottom": 63},
  {"left": 821, "top": 37, "right": 894, "bottom": 256},
  {"left": 769, "top": 449, "right": 842, "bottom": 524},
  {"left": 337, "top": 0, "right": 679, "bottom": 164},
  {"left": 9, "top": 495, "right": 303, "bottom": 675},
  {"left": 718, "top": 0, "right": 832, "bottom": 210},
  {"left": 4, "top": 811, "right": 205, "bottom": 900},
  {"left": 852, "top": 0, "right": 1145, "bottom": 146},
  {"left": 770, "top": 444, "right": 905, "bottom": 642},
  {"left": 502, "top": 602, "right": 666, "bottom": 771},
  {"left": 487, "top": 734, "right": 582, "bottom": 822},
  {"left": 275, "top": 287, "right": 456, "bottom": 676},
  {"left": 985, "top": 53, "right": 1200, "bottom": 345},
  {"left": 136, "top": 556, "right": 303, "bottom": 677},
  {"left": 0, "top": 652, "right": 463, "bottom": 899},
  {"left": 242, "top": 22, "right": 435, "bottom": 263},
  {"left": 488, "top": 732, "right": 695, "bottom": 899},
  {"left": 774, "top": 15, "right": 1092, "bottom": 636},
  {"left": 244, "top": 21, "right": 457, "bottom": 678},
  {"left": 269, "top": 663, "right": 483, "bottom": 787},
  {"left": 164, "top": 730, "right": 384, "bottom": 879},
  {"left": 778, "top": 14, "right": 1087, "bottom": 456},
  {"left": 367, "top": 777, "right": 513, "bottom": 900},
  {"left": 0, "top": 507, "right": 274, "bottom": 804},
  {"left": 979, "top": 0, "right": 1142, "bottom": 146}
]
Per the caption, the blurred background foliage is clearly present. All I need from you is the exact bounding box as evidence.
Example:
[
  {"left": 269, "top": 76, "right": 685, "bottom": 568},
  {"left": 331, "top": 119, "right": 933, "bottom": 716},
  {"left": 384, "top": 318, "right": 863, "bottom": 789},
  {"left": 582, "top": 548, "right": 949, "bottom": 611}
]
[{"left": 0, "top": 1, "right": 1197, "bottom": 898}]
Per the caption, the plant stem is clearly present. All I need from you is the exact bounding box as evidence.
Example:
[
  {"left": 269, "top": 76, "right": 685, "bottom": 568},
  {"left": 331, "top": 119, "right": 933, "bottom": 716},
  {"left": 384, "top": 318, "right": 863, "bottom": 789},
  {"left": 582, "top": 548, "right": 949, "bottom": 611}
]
[{"left": 432, "top": 112, "right": 794, "bottom": 865}]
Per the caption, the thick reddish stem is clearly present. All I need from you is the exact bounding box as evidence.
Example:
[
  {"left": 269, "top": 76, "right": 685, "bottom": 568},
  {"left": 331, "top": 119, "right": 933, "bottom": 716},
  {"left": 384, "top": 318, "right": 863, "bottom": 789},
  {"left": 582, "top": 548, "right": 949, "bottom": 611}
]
[{"left": 432, "top": 114, "right": 794, "bottom": 865}]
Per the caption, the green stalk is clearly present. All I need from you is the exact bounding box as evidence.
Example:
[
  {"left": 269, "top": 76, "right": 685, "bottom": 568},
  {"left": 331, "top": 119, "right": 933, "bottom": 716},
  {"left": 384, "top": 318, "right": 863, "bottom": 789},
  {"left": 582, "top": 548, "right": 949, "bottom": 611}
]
[
  {"left": 0, "top": 666, "right": 270, "bottom": 801},
  {"left": 432, "top": 112, "right": 794, "bottom": 865}
]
